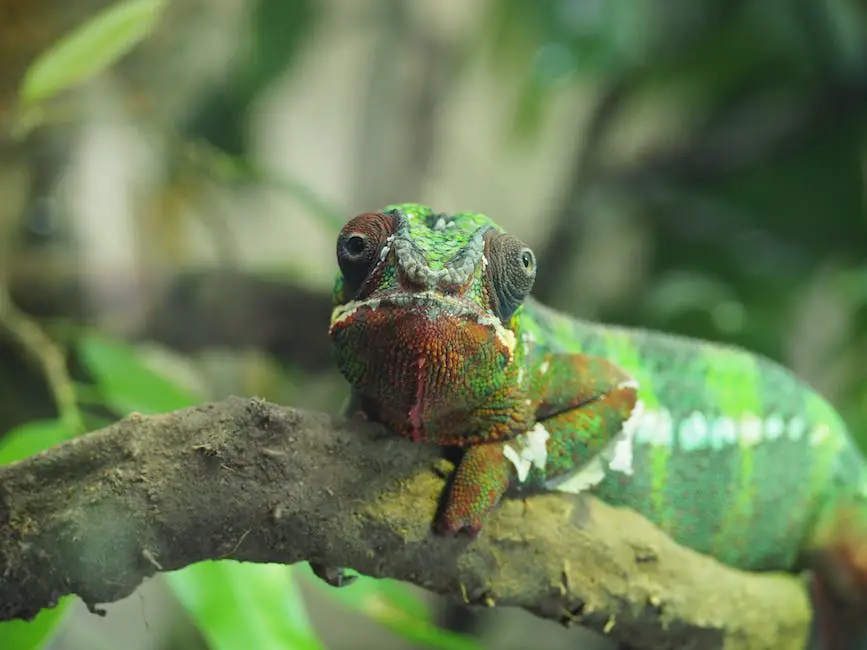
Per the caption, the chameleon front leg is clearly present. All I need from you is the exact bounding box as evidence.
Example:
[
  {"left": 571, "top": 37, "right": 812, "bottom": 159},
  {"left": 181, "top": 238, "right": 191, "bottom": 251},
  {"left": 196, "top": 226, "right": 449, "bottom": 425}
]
[
  {"left": 437, "top": 353, "right": 638, "bottom": 536},
  {"left": 435, "top": 442, "right": 512, "bottom": 537}
]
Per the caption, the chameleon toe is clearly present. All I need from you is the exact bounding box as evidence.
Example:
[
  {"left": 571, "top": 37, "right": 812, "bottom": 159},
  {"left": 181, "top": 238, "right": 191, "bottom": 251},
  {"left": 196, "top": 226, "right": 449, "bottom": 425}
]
[{"left": 435, "top": 510, "right": 484, "bottom": 539}]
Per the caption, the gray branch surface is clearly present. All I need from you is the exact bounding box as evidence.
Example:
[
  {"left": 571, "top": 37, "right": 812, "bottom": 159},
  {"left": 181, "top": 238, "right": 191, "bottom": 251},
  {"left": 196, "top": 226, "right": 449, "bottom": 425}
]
[{"left": 0, "top": 397, "right": 811, "bottom": 650}]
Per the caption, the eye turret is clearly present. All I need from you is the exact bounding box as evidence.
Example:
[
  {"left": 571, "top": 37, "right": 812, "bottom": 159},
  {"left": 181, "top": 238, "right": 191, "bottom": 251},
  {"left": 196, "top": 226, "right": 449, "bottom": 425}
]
[
  {"left": 485, "top": 232, "right": 536, "bottom": 320},
  {"left": 336, "top": 212, "right": 396, "bottom": 298}
]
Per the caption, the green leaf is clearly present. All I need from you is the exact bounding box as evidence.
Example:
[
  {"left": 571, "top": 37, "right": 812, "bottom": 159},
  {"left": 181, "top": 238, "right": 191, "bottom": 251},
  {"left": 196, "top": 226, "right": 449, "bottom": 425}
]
[
  {"left": 0, "top": 419, "right": 76, "bottom": 465},
  {"left": 312, "top": 573, "right": 482, "bottom": 650},
  {"left": 20, "top": 0, "right": 168, "bottom": 106},
  {"left": 167, "top": 561, "right": 324, "bottom": 650},
  {"left": 319, "top": 574, "right": 429, "bottom": 623},
  {"left": 184, "top": 140, "right": 345, "bottom": 232},
  {"left": 0, "top": 597, "right": 74, "bottom": 649},
  {"left": 79, "top": 337, "right": 199, "bottom": 416}
]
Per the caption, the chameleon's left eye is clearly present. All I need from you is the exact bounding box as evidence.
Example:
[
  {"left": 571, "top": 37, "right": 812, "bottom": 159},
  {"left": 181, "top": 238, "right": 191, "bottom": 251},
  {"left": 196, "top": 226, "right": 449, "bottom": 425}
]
[
  {"left": 485, "top": 232, "right": 537, "bottom": 321},
  {"left": 336, "top": 211, "right": 395, "bottom": 297},
  {"left": 520, "top": 248, "right": 535, "bottom": 274}
]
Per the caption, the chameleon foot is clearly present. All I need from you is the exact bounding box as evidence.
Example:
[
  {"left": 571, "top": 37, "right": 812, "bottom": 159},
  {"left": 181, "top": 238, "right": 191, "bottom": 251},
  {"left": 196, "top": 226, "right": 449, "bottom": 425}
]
[{"left": 435, "top": 442, "right": 512, "bottom": 537}]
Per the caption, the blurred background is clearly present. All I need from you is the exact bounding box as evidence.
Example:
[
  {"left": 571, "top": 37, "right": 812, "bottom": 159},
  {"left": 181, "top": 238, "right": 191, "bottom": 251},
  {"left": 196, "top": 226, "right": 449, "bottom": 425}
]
[{"left": 0, "top": 0, "right": 865, "bottom": 649}]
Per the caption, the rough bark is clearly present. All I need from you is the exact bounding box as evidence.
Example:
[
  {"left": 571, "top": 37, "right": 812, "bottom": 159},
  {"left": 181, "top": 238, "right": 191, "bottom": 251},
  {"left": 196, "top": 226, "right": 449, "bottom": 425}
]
[{"left": 0, "top": 397, "right": 811, "bottom": 650}]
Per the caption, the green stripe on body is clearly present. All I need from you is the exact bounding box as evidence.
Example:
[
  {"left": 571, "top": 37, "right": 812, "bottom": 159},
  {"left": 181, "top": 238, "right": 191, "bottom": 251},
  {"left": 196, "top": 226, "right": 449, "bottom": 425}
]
[
  {"left": 747, "top": 359, "right": 815, "bottom": 568},
  {"left": 619, "top": 332, "right": 762, "bottom": 562},
  {"left": 805, "top": 391, "right": 847, "bottom": 501},
  {"left": 596, "top": 328, "right": 668, "bottom": 526},
  {"left": 703, "top": 345, "right": 762, "bottom": 562},
  {"left": 629, "top": 331, "right": 724, "bottom": 543}
]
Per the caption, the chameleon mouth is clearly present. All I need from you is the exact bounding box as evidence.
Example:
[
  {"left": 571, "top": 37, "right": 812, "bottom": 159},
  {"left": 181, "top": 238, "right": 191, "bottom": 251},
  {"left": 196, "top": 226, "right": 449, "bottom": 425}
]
[
  {"left": 329, "top": 291, "right": 517, "bottom": 353},
  {"left": 328, "top": 289, "right": 518, "bottom": 438},
  {"left": 331, "top": 291, "right": 491, "bottom": 327}
]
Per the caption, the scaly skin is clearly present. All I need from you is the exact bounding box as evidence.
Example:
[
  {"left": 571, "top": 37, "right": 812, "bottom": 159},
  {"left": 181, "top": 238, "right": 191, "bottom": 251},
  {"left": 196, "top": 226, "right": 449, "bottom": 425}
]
[
  {"left": 329, "top": 204, "right": 638, "bottom": 534},
  {"left": 327, "top": 204, "right": 867, "bottom": 641}
]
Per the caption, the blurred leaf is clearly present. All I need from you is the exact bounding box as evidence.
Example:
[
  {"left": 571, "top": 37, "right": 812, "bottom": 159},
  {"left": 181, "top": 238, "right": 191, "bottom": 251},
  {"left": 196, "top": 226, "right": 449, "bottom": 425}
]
[
  {"left": 79, "top": 336, "right": 199, "bottom": 416},
  {"left": 362, "top": 578, "right": 431, "bottom": 623},
  {"left": 834, "top": 268, "right": 867, "bottom": 307},
  {"left": 509, "top": 73, "right": 557, "bottom": 142},
  {"left": 0, "top": 598, "right": 74, "bottom": 650},
  {"left": 824, "top": 0, "right": 867, "bottom": 71},
  {"left": 81, "top": 412, "right": 119, "bottom": 433},
  {"left": 710, "top": 115, "right": 866, "bottom": 258},
  {"left": 487, "top": 0, "right": 540, "bottom": 69},
  {"left": 496, "top": 0, "right": 655, "bottom": 139},
  {"left": 182, "top": 140, "right": 344, "bottom": 232},
  {"left": 320, "top": 574, "right": 428, "bottom": 621},
  {"left": 20, "top": 0, "right": 168, "bottom": 106},
  {"left": 0, "top": 418, "right": 76, "bottom": 465},
  {"left": 643, "top": 271, "right": 739, "bottom": 322},
  {"left": 311, "top": 572, "right": 481, "bottom": 650},
  {"left": 168, "top": 561, "right": 324, "bottom": 650},
  {"left": 244, "top": 0, "right": 318, "bottom": 99},
  {"left": 186, "top": 0, "right": 318, "bottom": 156}
]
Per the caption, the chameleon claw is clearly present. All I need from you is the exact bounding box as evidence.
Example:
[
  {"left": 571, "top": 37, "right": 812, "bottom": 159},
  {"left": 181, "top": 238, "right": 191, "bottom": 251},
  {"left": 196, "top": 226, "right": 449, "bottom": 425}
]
[
  {"left": 435, "top": 512, "right": 484, "bottom": 539},
  {"left": 464, "top": 526, "right": 482, "bottom": 540}
]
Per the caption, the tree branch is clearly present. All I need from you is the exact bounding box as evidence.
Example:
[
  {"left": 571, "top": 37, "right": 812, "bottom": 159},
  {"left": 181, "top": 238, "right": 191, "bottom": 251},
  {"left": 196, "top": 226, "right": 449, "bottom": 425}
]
[{"left": 0, "top": 397, "right": 810, "bottom": 650}]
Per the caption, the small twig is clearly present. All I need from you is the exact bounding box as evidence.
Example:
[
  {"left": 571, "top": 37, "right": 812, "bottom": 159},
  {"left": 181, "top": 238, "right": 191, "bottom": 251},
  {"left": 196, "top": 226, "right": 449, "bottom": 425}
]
[{"left": 0, "top": 286, "right": 82, "bottom": 432}]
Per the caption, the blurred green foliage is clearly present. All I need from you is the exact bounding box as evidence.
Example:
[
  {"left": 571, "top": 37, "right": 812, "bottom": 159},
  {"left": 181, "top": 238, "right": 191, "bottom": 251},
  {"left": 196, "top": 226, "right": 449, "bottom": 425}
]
[
  {"left": 3, "top": 0, "right": 867, "bottom": 648},
  {"left": 0, "top": 598, "right": 75, "bottom": 650},
  {"left": 16, "top": 0, "right": 167, "bottom": 134},
  {"left": 304, "top": 568, "right": 484, "bottom": 650},
  {"left": 79, "top": 335, "right": 199, "bottom": 414},
  {"left": 489, "top": 0, "right": 867, "bottom": 450},
  {"left": 168, "top": 562, "right": 325, "bottom": 650}
]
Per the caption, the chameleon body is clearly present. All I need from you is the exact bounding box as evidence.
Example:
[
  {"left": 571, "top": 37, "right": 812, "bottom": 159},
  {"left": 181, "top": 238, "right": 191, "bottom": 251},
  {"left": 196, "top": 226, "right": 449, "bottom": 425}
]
[{"left": 328, "top": 204, "right": 867, "bottom": 640}]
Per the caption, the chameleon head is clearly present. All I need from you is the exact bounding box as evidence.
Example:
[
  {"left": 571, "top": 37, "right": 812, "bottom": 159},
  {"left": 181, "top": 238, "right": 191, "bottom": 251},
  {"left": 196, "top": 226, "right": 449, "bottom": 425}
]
[{"left": 329, "top": 203, "right": 536, "bottom": 441}]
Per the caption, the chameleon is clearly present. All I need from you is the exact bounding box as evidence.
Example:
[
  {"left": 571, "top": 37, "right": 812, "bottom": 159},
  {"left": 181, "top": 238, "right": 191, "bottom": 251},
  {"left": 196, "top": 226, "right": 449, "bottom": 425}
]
[{"left": 325, "top": 203, "right": 867, "bottom": 646}]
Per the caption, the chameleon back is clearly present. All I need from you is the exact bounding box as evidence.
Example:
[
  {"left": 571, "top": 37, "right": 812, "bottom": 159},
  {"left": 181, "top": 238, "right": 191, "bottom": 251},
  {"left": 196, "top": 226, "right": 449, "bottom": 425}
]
[{"left": 519, "top": 296, "right": 867, "bottom": 574}]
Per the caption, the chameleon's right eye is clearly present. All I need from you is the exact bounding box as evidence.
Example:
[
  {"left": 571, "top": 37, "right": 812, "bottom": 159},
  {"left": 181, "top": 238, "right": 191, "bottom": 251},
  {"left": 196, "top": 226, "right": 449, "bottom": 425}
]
[
  {"left": 337, "top": 212, "right": 394, "bottom": 297},
  {"left": 344, "top": 235, "right": 367, "bottom": 256}
]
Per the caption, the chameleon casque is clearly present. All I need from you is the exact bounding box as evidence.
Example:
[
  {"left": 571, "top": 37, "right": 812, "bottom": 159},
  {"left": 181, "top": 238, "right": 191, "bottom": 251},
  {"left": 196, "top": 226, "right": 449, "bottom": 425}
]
[{"left": 327, "top": 203, "right": 867, "bottom": 645}]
